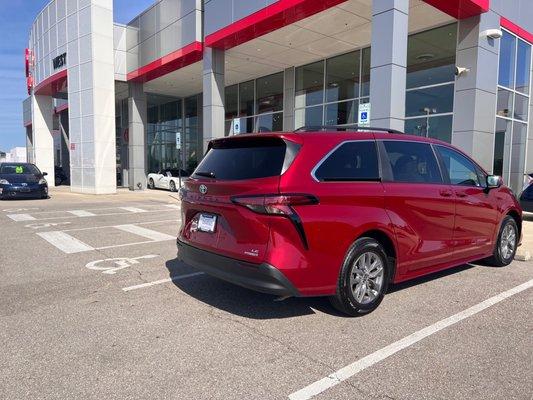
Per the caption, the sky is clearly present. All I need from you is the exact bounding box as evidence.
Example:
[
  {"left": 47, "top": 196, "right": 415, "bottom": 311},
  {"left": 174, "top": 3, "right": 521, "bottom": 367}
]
[{"left": 0, "top": 0, "right": 153, "bottom": 152}]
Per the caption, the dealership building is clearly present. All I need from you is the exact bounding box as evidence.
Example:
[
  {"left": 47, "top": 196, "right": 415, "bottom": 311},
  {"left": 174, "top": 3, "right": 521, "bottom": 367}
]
[{"left": 22, "top": 0, "right": 532, "bottom": 194}]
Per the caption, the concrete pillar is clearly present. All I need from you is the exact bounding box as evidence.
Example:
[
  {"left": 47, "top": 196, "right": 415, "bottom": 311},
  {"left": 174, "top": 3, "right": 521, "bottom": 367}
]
[
  {"left": 452, "top": 10, "right": 500, "bottom": 173},
  {"left": 283, "top": 67, "right": 295, "bottom": 131},
  {"left": 202, "top": 47, "right": 225, "bottom": 152},
  {"left": 369, "top": 0, "right": 409, "bottom": 131},
  {"left": 25, "top": 127, "right": 34, "bottom": 164},
  {"left": 128, "top": 82, "right": 147, "bottom": 190},
  {"left": 67, "top": 0, "right": 116, "bottom": 194},
  {"left": 31, "top": 95, "right": 56, "bottom": 186}
]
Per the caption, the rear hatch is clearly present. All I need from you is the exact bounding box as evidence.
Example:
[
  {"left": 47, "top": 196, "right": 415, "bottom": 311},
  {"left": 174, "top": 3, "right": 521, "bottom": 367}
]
[{"left": 179, "top": 135, "right": 300, "bottom": 263}]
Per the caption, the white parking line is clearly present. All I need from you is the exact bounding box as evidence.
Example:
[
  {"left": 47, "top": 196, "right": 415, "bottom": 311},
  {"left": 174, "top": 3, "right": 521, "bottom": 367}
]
[
  {"left": 36, "top": 231, "right": 95, "bottom": 254},
  {"left": 120, "top": 207, "right": 147, "bottom": 213},
  {"left": 6, "top": 214, "right": 36, "bottom": 221},
  {"left": 122, "top": 272, "right": 205, "bottom": 292},
  {"left": 115, "top": 224, "right": 175, "bottom": 241},
  {"left": 289, "top": 278, "right": 533, "bottom": 400},
  {"left": 68, "top": 210, "right": 96, "bottom": 217},
  {"left": 165, "top": 204, "right": 180, "bottom": 209}
]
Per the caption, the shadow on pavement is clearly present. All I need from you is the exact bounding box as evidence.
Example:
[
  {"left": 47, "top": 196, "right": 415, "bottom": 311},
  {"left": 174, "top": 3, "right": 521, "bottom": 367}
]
[
  {"left": 166, "top": 257, "right": 495, "bottom": 319},
  {"left": 165, "top": 257, "right": 342, "bottom": 319}
]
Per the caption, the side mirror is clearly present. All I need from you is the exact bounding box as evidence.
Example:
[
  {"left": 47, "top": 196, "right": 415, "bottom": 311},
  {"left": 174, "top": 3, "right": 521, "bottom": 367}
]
[
  {"left": 487, "top": 175, "right": 501, "bottom": 189},
  {"left": 43, "top": 172, "right": 48, "bottom": 176}
]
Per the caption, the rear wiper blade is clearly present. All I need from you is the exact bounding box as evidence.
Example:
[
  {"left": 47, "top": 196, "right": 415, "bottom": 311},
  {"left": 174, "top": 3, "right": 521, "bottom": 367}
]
[{"left": 194, "top": 171, "right": 216, "bottom": 178}]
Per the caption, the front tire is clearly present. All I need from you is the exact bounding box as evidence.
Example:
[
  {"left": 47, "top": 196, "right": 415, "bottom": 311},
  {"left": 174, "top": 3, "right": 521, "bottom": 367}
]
[
  {"left": 486, "top": 216, "right": 518, "bottom": 267},
  {"left": 329, "top": 238, "right": 390, "bottom": 316},
  {"left": 148, "top": 178, "right": 155, "bottom": 190}
]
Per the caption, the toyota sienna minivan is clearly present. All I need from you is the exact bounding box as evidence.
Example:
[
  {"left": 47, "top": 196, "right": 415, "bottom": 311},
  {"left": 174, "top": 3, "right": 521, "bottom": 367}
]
[{"left": 177, "top": 128, "right": 522, "bottom": 316}]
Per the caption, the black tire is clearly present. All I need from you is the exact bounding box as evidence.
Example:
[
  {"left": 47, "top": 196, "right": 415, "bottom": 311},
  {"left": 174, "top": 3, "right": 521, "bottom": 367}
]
[
  {"left": 169, "top": 181, "right": 177, "bottom": 192},
  {"left": 486, "top": 216, "right": 518, "bottom": 267},
  {"left": 329, "top": 238, "right": 391, "bottom": 317},
  {"left": 148, "top": 178, "right": 155, "bottom": 189}
]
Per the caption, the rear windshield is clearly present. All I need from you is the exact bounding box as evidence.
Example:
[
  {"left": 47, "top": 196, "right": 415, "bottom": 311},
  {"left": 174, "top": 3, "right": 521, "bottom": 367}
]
[
  {"left": 0, "top": 164, "right": 40, "bottom": 175},
  {"left": 193, "top": 138, "right": 287, "bottom": 181}
]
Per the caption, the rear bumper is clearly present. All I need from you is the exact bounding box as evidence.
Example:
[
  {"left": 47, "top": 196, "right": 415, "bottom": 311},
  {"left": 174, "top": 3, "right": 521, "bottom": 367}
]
[{"left": 177, "top": 240, "right": 300, "bottom": 297}]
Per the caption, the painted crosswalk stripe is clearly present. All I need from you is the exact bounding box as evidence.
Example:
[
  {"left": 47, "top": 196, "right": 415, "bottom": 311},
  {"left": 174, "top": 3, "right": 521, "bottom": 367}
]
[
  {"left": 7, "top": 214, "right": 36, "bottom": 221},
  {"left": 68, "top": 210, "right": 96, "bottom": 217},
  {"left": 120, "top": 207, "right": 147, "bottom": 213},
  {"left": 37, "top": 231, "right": 95, "bottom": 253},
  {"left": 122, "top": 272, "right": 205, "bottom": 292},
  {"left": 115, "top": 224, "right": 175, "bottom": 241}
]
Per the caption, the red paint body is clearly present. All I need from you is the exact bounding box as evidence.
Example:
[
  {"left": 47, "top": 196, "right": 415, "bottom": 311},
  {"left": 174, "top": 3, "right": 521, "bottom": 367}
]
[{"left": 178, "top": 132, "right": 522, "bottom": 297}]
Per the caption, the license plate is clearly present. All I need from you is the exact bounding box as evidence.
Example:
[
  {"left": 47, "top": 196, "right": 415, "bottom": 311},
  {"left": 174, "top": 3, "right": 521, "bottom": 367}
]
[{"left": 198, "top": 213, "right": 217, "bottom": 233}]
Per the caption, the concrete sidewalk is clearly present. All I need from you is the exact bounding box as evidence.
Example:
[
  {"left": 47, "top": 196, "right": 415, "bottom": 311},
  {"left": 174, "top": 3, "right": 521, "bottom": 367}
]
[{"left": 517, "top": 213, "right": 533, "bottom": 261}]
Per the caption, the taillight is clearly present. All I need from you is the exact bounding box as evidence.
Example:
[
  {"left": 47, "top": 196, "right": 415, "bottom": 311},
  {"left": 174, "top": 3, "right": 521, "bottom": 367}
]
[
  {"left": 231, "top": 194, "right": 319, "bottom": 249},
  {"left": 231, "top": 194, "right": 318, "bottom": 215}
]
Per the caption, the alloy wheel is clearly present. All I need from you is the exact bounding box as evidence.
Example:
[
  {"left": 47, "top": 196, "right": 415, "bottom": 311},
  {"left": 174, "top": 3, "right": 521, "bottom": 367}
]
[
  {"left": 500, "top": 223, "right": 516, "bottom": 260},
  {"left": 349, "top": 251, "right": 384, "bottom": 304}
]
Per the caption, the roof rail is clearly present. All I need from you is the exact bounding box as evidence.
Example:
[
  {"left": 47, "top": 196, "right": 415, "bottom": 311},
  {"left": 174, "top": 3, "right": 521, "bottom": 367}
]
[{"left": 294, "top": 124, "right": 404, "bottom": 134}]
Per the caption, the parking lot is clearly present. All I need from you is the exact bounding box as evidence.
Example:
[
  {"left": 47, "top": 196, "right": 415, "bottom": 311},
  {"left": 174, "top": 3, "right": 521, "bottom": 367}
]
[{"left": 1, "top": 188, "right": 532, "bottom": 399}]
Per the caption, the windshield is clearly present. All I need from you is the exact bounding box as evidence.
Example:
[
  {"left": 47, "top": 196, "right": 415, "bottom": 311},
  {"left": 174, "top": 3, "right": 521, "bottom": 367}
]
[{"left": 0, "top": 164, "right": 41, "bottom": 175}]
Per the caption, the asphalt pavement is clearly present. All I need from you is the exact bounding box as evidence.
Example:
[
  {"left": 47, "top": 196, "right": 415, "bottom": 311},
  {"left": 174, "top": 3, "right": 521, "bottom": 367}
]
[{"left": 1, "top": 187, "right": 532, "bottom": 399}]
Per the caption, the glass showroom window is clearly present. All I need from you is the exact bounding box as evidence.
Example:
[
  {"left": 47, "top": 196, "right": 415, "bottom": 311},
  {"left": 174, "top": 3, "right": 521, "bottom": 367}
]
[
  {"left": 225, "top": 72, "right": 284, "bottom": 135},
  {"left": 294, "top": 48, "right": 371, "bottom": 128},
  {"left": 404, "top": 23, "right": 457, "bottom": 143},
  {"left": 494, "top": 30, "right": 531, "bottom": 192},
  {"left": 184, "top": 95, "right": 202, "bottom": 173},
  {"left": 147, "top": 95, "right": 183, "bottom": 174}
]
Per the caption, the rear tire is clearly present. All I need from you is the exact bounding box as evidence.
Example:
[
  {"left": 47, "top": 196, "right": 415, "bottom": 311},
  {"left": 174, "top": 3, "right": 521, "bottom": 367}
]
[
  {"left": 148, "top": 178, "right": 155, "bottom": 190},
  {"left": 169, "top": 181, "right": 177, "bottom": 192},
  {"left": 486, "top": 216, "right": 518, "bottom": 267},
  {"left": 329, "top": 238, "right": 390, "bottom": 316}
]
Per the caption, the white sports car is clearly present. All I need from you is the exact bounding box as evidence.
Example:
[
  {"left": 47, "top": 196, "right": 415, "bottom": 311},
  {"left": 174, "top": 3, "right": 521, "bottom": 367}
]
[{"left": 147, "top": 169, "right": 188, "bottom": 192}]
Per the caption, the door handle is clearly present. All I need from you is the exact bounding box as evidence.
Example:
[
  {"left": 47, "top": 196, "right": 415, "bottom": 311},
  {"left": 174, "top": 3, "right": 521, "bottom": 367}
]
[
  {"left": 455, "top": 191, "right": 468, "bottom": 198},
  {"left": 439, "top": 189, "right": 453, "bottom": 197}
]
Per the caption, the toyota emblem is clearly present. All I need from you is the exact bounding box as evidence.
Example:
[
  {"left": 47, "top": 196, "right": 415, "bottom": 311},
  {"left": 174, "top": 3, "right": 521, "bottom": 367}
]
[{"left": 199, "top": 184, "right": 208, "bottom": 195}]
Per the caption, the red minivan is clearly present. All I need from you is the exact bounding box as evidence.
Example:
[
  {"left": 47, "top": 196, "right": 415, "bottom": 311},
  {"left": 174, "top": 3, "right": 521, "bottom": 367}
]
[{"left": 177, "top": 128, "right": 522, "bottom": 316}]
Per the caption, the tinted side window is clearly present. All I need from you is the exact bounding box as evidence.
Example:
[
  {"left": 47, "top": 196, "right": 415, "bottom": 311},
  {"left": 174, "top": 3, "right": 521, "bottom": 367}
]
[
  {"left": 314, "top": 141, "right": 379, "bottom": 181},
  {"left": 436, "top": 146, "right": 481, "bottom": 186},
  {"left": 383, "top": 141, "right": 442, "bottom": 183}
]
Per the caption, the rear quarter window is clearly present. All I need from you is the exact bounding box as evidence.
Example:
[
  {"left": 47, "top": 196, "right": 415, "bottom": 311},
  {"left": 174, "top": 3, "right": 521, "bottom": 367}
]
[{"left": 314, "top": 141, "right": 380, "bottom": 181}]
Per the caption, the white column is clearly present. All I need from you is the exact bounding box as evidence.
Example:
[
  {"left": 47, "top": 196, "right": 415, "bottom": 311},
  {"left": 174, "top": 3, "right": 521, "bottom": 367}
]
[
  {"left": 68, "top": 0, "right": 116, "bottom": 194},
  {"left": 452, "top": 11, "right": 500, "bottom": 173},
  {"left": 202, "top": 47, "right": 225, "bottom": 152},
  {"left": 128, "top": 82, "right": 147, "bottom": 190},
  {"left": 369, "top": 0, "right": 409, "bottom": 131},
  {"left": 31, "top": 95, "right": 56, "bottom": 186}
]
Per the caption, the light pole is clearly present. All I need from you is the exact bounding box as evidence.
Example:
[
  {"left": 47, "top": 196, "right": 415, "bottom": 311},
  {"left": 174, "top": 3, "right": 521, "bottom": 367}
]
[{"left": 420, "top": 107, "right": 436, "bottom": 137}]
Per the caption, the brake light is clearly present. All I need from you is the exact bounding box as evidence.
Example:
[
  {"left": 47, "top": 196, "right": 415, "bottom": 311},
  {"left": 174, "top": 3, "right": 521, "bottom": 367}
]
[
  {"left": 231, "top": 194, "right": 319, "bottom": 250},
  {"left": 231, "top": 194, "right": 318, "bottom": 215}
]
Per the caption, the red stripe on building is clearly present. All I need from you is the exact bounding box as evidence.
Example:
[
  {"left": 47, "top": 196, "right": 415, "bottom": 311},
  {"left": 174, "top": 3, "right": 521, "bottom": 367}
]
[
  {"left": 422, "top": 0, "right": 489, "bottom": 19},
  {"left": 54, "top": 103, "right": 69, "bottom": 114},
  {"left": 205, "top": 0, "right": 348, "bottom": 50},
  {"left": 127, "top": 41, "right": 204, "bottom": 83},
  {"left": 23, "top": 120, "right": 32, "bottom": 127},
  {"left": 34, "top": 69, "right": 68, "bottom": 96},
  {"left": 501, "top": 17, "right": 533, "bottom": 44}
]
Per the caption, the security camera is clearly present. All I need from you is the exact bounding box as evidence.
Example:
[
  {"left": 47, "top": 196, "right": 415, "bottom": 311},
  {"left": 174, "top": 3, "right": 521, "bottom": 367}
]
[
  {"left": 481, "top": 29, "right": 503, "bottom": 39},
  {"left": 455, "top": 66, "right": 470, "bottom": 76}
]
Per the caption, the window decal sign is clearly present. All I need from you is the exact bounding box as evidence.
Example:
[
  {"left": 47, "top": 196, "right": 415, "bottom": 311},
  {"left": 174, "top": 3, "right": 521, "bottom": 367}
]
[{"left": 15, "top": 166, "right": 24, "bottom": 174}]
